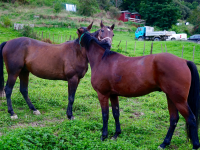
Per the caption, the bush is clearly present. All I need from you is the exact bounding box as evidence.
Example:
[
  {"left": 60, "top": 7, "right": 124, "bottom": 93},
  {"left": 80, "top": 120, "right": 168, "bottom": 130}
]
[
  {"left": 77, "top": 0, "right": 99, "bottom": 16},
  {"left": 2, "top": 17, "right": 12, "bottom": 27},
  {"left": 54, "top": 2, "right": 62, "bottom": 13},
  {"left": 170, "top": 24, "right": 190, "bottom": 34},
  {"left": 109, "top": 6, "right": 120, "bottom": 19},
  {"left": 20, "top": 25, "right": 37, "bottom": 38}
]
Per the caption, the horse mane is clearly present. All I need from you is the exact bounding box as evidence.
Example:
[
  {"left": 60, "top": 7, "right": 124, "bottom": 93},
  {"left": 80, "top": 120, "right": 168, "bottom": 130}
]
[
  {"left": 90, "top": 29, "right": 100, "bottom": 38},
  {"left": 81, "top": 32, "right": 116, "bottom": 59}
]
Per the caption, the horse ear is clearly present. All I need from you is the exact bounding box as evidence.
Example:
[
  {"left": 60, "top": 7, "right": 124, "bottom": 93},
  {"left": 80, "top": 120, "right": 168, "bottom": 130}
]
[
  {"left": 100, "top": 20, "right": 104, "bottom": 28},
  {"left": 87, "top": 22, "right": 93, "bottom": 31},
  {"left": 111, "top": 24, "right": 115, "bottom": 30},
  {"left": 77, "top": 29, "right": 81, "bottom": 34}
]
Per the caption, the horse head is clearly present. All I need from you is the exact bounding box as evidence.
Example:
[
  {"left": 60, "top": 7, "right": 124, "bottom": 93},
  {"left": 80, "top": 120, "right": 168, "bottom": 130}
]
[{"left": 98, "top": 20, "right": 115, "bottom": 46}]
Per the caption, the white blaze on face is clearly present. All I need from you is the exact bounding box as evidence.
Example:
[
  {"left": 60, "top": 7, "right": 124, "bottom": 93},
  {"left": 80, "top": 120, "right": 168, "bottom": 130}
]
[{"left": 107, "top": 28, "right": 110, "bottom": 31}]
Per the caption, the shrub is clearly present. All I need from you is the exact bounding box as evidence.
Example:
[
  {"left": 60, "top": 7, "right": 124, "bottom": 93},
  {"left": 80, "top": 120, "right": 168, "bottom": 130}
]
[
  {"left": 77, "top": 0, "right": 99, "bottom": 16},
  {"left": 170, "top": 24, "right": 190, "bottom": 34},
  {"left": 20, "top": 25, "right": 37, "bottom": 38},
  {"left": 109, "top": 6, "right": 120, "bottom": 19},
  {"left": 3, "top": 17, "right": 12, "bottom": 27},
  {"left": 54, "top": 2, "right": 62, "bottom": 13}
]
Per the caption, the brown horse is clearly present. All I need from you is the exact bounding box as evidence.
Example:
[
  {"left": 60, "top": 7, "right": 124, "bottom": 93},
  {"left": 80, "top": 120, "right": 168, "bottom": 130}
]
[
  {"left": 0, "top": 22, "right": 114, "bottom": 120},
  {"left": 77, "top": 29, "right": 200, "bottom": 149}
]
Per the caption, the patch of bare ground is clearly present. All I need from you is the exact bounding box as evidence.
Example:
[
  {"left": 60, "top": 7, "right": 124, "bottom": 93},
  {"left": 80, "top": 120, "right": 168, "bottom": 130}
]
[
  {"left": 11, "top": 118, "right": 65, "bottom": 129},
  {"left": 129, "top": 112, "right": 144, "bottom": 119}
]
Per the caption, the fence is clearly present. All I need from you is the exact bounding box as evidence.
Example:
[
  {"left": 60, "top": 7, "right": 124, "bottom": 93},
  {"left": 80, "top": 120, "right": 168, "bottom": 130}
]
[{"left": 115, "top": 40, "right": 199, "bottom": 63}]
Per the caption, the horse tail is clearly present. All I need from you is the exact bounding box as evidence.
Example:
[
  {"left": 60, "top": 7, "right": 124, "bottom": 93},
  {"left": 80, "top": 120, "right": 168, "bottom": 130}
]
[
  {"left": 0, "top": 42, "right": 6, "bottom": 92},
  {"left": 186, "top": 61, "right": 200, "bottom": 138}
]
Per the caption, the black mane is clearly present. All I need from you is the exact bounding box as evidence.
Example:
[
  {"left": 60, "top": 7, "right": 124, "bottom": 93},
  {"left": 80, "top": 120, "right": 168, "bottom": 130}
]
[
  {"left": 74, "top": 30, "right": 100, "bottom": 46},
  {"left": 81, "top": 32, "right": 116, "bottom": 59}
]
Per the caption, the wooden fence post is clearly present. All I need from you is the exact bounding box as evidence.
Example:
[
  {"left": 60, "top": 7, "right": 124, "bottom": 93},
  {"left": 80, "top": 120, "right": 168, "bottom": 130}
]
[
  {"left": 69, "top": 35, "right": 71, "bottom": 41},
  {"left": 161, "top": 44, "right": 163, "bottom": 53},
  {"left": 117, "top": 40, "right": 121, "bottom": 47},
  {"left": 53, "top": 34, "right": 54, "bottom": 44},
  {"left": 61, "top": 35, "right": 62, "bottom": 43},
  {"left": 193, "top": 46, "right": 195, "bottom": 62},
  {"left": 165, "top": 44, "right": 167, "bottom": 52},
  {"left": 125, "top": 41, "right": 127, "bottom": 52},
  {"left": 143, "top": 41, "right": 145, "bottom": 56},
  {"left": 41, "top": 31, "right": 43, "bottom": 40},
  {"left": 134, "top": 41, "right": 136, "bottom": 55},
  {"left": 182, "top": 46, "right": 184, "bottom": 58},
  {"left": 150, "top": 42, "right": 153, "bottom": 54}
]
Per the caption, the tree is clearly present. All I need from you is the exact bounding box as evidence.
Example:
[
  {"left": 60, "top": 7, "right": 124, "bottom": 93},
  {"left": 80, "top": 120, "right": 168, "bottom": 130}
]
[
  {"left": 187, "top": 7, "right": 200, "bottom": 33},
  {"left": 139, "top": 0, "right": 181, "bottom": 30},
  {"left": 173, "top": 0, "right": 191, "bottom": 19},
  {"left": 120, "top": 0, "right": 142, "bottom": 12},
  {"left": 77, "top": 0, "right": 99, "bottom": 16},
  {"left": 97, "top": 0, "right": 111, "bottom": 11}
]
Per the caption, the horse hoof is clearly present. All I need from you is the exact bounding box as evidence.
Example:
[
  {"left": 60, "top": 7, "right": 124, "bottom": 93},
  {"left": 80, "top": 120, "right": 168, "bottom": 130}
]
[
  {"left": 158, "top": 146, "right": 164, "bottom": 149},
  {"left": 33, "top": 110, "right": 41, "bottom": 115},
  {"left": 101, "top": 135, "right": 108, "bottom": 141},
  {"left": 111, "top": 137, "right": 117, "bottom": 140},
  {"left": 11, "top": 114, "right": 18, "bottom": 119},
  {"left": 68, "top": 116, "right": 75, "bottom": 120}
]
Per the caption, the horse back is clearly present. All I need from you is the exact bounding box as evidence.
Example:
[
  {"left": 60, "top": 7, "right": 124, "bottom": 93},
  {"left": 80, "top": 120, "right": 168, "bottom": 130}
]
[{"left": 3, "top": 37, "right": 88, "bottom": 80}]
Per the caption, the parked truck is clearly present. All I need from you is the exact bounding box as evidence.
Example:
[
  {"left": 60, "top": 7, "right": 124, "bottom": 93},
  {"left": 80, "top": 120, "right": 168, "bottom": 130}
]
[
  {"left": 135, "top": 26, "right": 174, "bottom": 41},
  {"left": 166, "top": 33, "right": 187, "bottom": 41}
]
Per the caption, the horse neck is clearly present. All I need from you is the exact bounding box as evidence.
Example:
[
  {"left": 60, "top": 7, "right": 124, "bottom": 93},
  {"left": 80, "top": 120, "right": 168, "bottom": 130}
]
[
  {"left": 86, "top": 41, "right": 105, "bottom": 69},
  {"left": 72, "top": 40, "right": 87, "bottom": 59}
]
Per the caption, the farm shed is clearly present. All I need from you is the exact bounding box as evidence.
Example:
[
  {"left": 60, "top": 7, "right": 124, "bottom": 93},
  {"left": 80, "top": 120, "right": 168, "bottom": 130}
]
[{"left": 118, "top": 10, "right": 141, "bottom": 22}]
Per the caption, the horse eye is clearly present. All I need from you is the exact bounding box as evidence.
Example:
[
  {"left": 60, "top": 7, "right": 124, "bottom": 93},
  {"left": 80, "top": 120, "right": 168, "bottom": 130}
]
[
  {"left": 101, "top": 30, "right": 104, "bottom": 32},
  {"left": 113, "top": 34, "right": 114, "bottom": 36}
]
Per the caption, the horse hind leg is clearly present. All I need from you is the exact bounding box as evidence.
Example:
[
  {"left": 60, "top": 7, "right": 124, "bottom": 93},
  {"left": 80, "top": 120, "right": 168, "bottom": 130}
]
[
  {"left": 19, "top": 70, "right": 40, "bottom": 115},
  {"left": 159, "top": 96, "right": 179, "bottom": 149},
  {"left": 170, "top": 97, "right": 200, "bottom": 149},
  {"left": 110, "top": 95, "right": 121, "bottom": 139},
  {"left": 5, "top": 74, "right": 19, "bottom": 119}
]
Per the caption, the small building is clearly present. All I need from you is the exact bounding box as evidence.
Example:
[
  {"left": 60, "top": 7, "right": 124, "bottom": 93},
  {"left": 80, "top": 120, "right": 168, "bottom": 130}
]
[
  {"left": 118, "top": 10, "right": 144, "bottom": 24},
  {"left": 66, "top": 4, "right": 76, "bottom": 12}
]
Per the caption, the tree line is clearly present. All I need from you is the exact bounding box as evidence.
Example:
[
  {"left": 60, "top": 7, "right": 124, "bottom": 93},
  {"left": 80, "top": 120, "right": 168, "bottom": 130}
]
[{"left": 1, "top": 0, "right": 200, "bottom": 33}]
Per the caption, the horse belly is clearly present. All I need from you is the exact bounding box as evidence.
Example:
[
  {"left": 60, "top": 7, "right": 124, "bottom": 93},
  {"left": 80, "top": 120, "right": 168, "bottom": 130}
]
[
  {"left": 26, "top": 60, "right": 65, "bottom": 80},
  {"left": 113, "top": 82, "right": 158, "bottom": 97}
]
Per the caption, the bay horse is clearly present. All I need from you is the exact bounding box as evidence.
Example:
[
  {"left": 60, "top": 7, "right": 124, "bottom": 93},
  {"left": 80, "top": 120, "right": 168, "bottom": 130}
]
[
  {"left": 77, "top": 29, "right": 200, "bottom": 149},
  {"left": 0, "top": 21, "right": 115, "bottom": 120}
]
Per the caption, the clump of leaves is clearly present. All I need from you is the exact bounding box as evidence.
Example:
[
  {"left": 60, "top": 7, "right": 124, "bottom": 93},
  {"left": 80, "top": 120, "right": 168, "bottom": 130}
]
[
  {"left": 109, "top": 6, "right": 121, "bottom": 19},
  {"left": 77, "top": 0, "right": 99, "bottom": 16},
  {"left": 54, "top": 2, "right": 62, "bottom": 13},
  {"left": 20, "top": 25, "right": 37, "bottom": 39},
  {"left": 3, "top": 17, "right": 12, "bottom": 27}
]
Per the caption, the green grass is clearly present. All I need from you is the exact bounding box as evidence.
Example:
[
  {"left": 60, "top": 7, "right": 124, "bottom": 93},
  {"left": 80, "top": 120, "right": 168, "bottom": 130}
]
[{"left": 0, "top": 25, "right": 200, "bottom": 149}]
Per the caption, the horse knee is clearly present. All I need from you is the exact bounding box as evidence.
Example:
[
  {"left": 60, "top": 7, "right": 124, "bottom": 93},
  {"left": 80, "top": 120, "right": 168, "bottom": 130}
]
[
  {"left": 20, "top": 87, "right": 27, "bottom": 95},
  {"left": 4, "top": 86, "right": 12, "bottom": 96},
  {"left": 170, "top": 115, "right": 179, "bottom": 125}
]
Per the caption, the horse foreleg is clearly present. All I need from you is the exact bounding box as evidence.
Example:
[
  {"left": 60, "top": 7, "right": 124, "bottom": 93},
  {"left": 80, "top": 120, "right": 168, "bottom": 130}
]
[
  {"left": 159, "top": 97, "right": 179, "bottom": 149},
  {"left": 19, "top": 71, "right": 40, "bottom": 115},
  {"left": 67, "top": 75, "right": 79, "bottom": 120},
  {"left": 98, "top": 92, "right": 109, "bottom": 141},
  {"left": 5, "top": 75, "right": 18, "bottom": 119},
  {"left": 110, "top": 95, "right": 121, "bottom": 139}
]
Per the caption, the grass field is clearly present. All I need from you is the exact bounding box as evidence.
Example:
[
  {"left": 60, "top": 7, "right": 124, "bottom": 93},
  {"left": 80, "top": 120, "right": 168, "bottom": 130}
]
[{"left": 0, "top": 25, "right": 200, "bottom": 149}]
